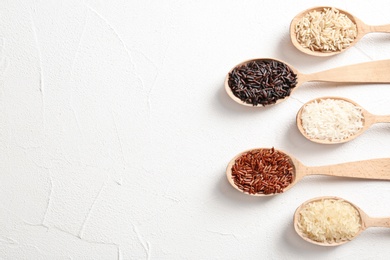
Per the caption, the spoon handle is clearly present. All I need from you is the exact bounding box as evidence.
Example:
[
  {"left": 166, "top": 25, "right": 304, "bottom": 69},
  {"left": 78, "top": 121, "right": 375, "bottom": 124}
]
[
  {"left": 366, "top": 24, "right": 390, "bottom": 33},
  {"left": 303, "top": 60, "right": 390, "bottom": 83},
  {"left": 373, "top": 114, "right": 390, "bottom": 123},
  {"left": 365, "top": 217, "right": 390, "bottom": 228},
  {"left": 305, "top": 158, "right": 390, "bottom": 180}
]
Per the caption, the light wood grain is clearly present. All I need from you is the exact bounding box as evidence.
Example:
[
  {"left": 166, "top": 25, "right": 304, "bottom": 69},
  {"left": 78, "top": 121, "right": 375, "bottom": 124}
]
[
  {"left": 296, "top": 96, "right": 390, "bottom": 144},
  {"left": 225, "top": 59, "right": 390, "bottom": 107},
  {"left": 294, "top": 196, "right": 390, "bottom": 246},
  {"left": 299, "top": 60, "right": 390, "bottom": 85},
  {"left": 290, "top": 6, "right": 390, "bottom": 57},
  {"left": 294, "top": 158, "right": 390, "bottom": 181},
  {"left": 226, "top": 148, "right": 390, "bottom": 196}
]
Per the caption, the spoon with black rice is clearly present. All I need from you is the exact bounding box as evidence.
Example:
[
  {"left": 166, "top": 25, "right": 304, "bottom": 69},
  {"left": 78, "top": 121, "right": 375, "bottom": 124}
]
[{"left": 225, "top": 58, "right": 390, "bottom": 107}]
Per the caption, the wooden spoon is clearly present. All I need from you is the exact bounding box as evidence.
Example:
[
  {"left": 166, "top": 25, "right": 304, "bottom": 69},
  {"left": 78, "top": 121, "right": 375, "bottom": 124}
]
[
  {"left": 296, "top": 97, "right": 390, "bottom": 144},
  {"left": 225, "top": 58, "right": 390, "bottom": 107},
  {"left": 294, "top": 196, "right": 390, "bottom": 246},
  {"left": 226, "top": 148, "right": 390, "bottom": 196},
  {"left": 290, "top": 6, "right": 390, "bottom": 57}
]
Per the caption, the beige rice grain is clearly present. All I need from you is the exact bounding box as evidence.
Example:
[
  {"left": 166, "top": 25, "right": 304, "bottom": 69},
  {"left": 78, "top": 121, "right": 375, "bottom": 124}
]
[{"left": 295, "top": 7, "right": 357, "bottom": 52}]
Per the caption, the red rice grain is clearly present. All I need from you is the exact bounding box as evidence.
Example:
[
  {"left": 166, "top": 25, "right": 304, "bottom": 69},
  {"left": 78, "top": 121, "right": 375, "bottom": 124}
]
[{"left": 231, "top": 148, "right": 295, "bottom": 195}]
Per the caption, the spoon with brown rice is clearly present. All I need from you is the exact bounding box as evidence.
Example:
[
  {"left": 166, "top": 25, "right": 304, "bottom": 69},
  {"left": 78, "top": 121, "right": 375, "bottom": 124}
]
[{"left": 290, "top": 6, "right": 390, "bottom": 56}]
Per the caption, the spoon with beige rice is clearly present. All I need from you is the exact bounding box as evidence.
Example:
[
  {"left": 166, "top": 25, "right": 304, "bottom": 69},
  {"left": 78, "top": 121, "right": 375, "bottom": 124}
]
[
  {"left": 290, "top": 6, "right": 390, "bottom": 56},
  {"left": 294, "top": 196, "right": 390, "bottom": 246}
]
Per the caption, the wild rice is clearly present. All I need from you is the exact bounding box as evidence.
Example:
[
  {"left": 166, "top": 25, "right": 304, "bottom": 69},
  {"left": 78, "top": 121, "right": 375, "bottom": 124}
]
[
  {"left": 228, "top": 60, "right": 297, "bottom": 106},
  {"left": 295, "top": 7, "right": 357, "bottom": 52}
]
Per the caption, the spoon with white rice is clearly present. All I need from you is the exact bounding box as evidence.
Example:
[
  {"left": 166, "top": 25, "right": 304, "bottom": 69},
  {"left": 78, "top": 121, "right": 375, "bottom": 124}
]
[
  {"left": 290, "top": 6, "right": 390, "bottom": 56},
  {"left": 296, "top": 97, "right": 390, "bottom": 144},
  {"left": 294, "top": 196, "right": 390, "bottom": 246}
]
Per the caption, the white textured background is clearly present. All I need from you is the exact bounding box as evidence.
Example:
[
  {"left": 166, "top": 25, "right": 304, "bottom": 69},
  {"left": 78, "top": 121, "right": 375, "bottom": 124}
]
[{"left": 1, "top": 0, "right": 390, "bottom": 259}]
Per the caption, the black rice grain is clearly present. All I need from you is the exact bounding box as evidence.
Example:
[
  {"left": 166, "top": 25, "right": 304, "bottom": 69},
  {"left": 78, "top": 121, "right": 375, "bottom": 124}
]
[{"left": 228, "top": 60, "right": 297, "bottom": 106}]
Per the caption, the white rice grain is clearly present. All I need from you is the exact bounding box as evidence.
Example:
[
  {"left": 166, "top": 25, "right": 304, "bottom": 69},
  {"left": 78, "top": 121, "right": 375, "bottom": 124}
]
[{"left": 300, "top": 98, "right": 364, "bottom": 142}]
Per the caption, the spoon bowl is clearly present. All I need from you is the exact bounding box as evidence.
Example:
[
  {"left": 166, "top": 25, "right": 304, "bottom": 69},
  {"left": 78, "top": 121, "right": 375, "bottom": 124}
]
[
  {"left": 225, "top": 58, "right": 390, "bottom": 107},
  {"left": 294, "top": 196, "right": 390, "bottom": 246},
  {"left": 290, "top": 6, "right": 390, "bottom": 57},
  {"left": 226, "top": 148, "right": 390, "bottom": 196},
  {"left": 225, "top": 148, "right": 298, "bottom": 196},
  {"left": 296, "top": 96, "right": 390, "bottom": 144},
  {"left": 224, "top": 58, "right": 298, "bottom": 107}
]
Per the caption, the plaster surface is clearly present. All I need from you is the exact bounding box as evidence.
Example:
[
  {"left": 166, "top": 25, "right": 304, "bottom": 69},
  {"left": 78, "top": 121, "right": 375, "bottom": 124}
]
[{"left": 1, "top": 0, "right": 390, "bottom": 259}]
